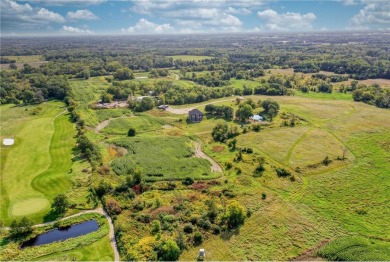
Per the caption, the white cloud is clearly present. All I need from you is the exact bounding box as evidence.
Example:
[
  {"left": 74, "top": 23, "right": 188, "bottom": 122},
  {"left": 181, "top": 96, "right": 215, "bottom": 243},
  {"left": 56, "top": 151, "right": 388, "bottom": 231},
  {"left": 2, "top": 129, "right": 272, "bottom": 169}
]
[
  {"left": 349, "top": 2, "right": 390, "bottom": 29},
  {"left": 225, "top": 7, "right": 251, "bottom": 15},
  {"left": 67, "top": 9, "right": 99, "bottom": 20},
  {"left": 121, "top": 18, "right": 175, "bottom": 34},
  {"left": 62, "top": 25, "right": 94, "bottom": 34},
  {"left": 1, "top": 0, "right": 65, "bottom": 31},
  {"left": 257, "top": 9, "right": 316, "bottom": 31},
  {"left": 0, "top": 0, "right": 32, "bottom": 13},
  {"left": 19, "top": 0, "right": 105, "bottom": 6},
  {"left": 339, "top": 0, "right": 359, "bottom": 6},
  {"left": 35, "top": 8, "right": 66, "bottom": 23}
]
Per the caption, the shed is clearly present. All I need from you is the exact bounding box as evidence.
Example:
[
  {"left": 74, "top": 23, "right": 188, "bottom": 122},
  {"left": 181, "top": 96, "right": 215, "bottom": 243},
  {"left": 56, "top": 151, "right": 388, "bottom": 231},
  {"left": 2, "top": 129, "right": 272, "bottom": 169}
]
[{"left": 188, "top": 109, "right": 203, "bottom": 123}]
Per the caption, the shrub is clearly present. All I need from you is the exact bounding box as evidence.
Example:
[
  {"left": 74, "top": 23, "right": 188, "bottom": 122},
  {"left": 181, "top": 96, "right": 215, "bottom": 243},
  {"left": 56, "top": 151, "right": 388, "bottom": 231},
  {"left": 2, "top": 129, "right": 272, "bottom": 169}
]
[
  {"left": 127, "top": 128, "right": 136, "bottom": 137},
  {"left": 182, "top": 177, "right": 195, "bottom": 186},
  {"left": 225, "top": 162, "right": 233, "bottom": 170},
  {"left": 261, "top": 193, "right": 267, "bottom": 200},
  {"left": 212, "top": 225, "right": 221, "bottom": 235},
  {"left": 105, "top": 198, "right": 122, "bottom": 215},
  {"left": 275, "top": 168, "right": 291, "bottom": 177},
  {"left": 183, "top": 223, "right": 194, "bottom": 234},
  {"left": 223, "top": 201, "right": 246, "bottom": 229},
  {"left": 151, "top": 220, "right": 161, "bottom": 234},
  {"left": 322, "top": 155, "right": 332, "bottom": 166},
  {"left": 198, "top": 219, "right": 212, "bottom": 230},
  {"left": 193, "top": 231, "right": 203, "bottom": 245},
  {"left": 137, "top": 214, "right": 151, "bottom": 223},
  {"left": 252, "top": 124, "right": 261, "bottom": 132},
  {"left": 157, "top": 239, "right": 181, "bottom": 261}
]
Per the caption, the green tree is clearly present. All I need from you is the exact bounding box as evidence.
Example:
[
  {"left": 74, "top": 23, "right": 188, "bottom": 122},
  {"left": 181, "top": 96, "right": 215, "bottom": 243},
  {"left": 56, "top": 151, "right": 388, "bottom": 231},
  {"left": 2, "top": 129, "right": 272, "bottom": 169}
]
[
  {"left": 101, "top": 93, "right": 113, "bottom": 103},
  {"left": 235, "top": 104, "right": 253, "bottom": 122},
  {"left": 151, "top": 220, "right": 161, "bottom": 235},
  {"left": 9, "top": 217, "right": 33, "bottom": 237},
  {"left": 128, "top": 128, "right": 136, "bottom": 137},
  {"left": 224, "top": 201, "right": 246, "bottom": 229},
  {"left": 261, "top": 99, "right": 280, "bottom": 120},
  {"left": 158, "top": 239, "right": 181, "bottom": 261},
  {"left": 22, "top": 90, "right": 35, "bottom": 104},
  {"left": 52, "top": 194, "right": 69, "bottom": 215},
  {"left": 114, "top": 68, "right": 134, "bottom": 80}
]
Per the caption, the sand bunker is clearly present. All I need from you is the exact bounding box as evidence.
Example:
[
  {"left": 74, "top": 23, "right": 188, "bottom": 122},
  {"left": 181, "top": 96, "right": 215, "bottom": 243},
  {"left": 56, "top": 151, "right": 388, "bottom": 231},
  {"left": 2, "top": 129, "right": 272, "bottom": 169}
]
[{"left": 3, "top": 138, "right": 14, "bottom": 145}]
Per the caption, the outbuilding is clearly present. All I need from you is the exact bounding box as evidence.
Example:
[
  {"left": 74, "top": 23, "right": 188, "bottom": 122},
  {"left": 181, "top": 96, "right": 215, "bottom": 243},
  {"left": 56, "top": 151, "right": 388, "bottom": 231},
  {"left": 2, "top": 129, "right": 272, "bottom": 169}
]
[{"left": 188, "top": 109, "right": 203, "bottom": 123}]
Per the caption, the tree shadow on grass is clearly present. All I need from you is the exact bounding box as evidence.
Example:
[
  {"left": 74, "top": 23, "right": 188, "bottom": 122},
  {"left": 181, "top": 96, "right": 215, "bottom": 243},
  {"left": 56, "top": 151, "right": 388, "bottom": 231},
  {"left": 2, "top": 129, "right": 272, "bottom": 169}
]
[
  {"left": 43, "top": 209, "right": 63, "bottom": 223},
  {"left": 220, "top": 227, "right": 240, "bottom": 241}
]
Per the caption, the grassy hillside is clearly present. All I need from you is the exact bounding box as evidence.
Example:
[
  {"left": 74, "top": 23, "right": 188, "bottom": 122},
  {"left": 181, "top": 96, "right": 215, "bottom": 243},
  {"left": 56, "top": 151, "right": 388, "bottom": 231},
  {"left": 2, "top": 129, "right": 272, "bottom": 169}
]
[{"left": 0, "top": 102, "right": 77, "bottom": 223}]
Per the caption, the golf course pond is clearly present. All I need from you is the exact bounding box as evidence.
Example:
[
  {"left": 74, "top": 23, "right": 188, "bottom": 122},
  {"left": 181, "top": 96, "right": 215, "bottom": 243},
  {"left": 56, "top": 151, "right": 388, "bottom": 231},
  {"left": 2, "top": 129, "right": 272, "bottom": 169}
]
[{"left": 21, "top": 220, "right": 99, "bottom": 248}]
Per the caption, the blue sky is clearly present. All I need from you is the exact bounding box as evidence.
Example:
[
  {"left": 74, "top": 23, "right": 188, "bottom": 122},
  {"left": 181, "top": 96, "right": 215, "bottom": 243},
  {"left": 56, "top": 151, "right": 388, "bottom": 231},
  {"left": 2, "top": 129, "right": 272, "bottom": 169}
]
[{"left": 1, "top": 0, "right": 389, "bottom": 36}]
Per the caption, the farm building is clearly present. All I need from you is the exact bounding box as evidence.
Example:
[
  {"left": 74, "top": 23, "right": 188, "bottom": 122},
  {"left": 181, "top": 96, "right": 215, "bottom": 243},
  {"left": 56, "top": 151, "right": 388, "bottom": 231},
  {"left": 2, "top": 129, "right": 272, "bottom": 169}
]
[{"left": 188, "top": 109, "right": 203, "bottom": 123}]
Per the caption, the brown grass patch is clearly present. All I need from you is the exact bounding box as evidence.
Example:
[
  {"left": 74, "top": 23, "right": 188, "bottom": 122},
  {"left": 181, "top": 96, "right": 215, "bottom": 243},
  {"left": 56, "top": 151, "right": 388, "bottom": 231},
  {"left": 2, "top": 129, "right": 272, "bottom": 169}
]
[
  {"left": 149, "top": 206, "right": 175, "bottom": 218},
  {"left": 212, "top": 145, "right": 225, "bottom": 152},
  {"left": 191, "top": 182, "right": 210, "bottom": 190}
]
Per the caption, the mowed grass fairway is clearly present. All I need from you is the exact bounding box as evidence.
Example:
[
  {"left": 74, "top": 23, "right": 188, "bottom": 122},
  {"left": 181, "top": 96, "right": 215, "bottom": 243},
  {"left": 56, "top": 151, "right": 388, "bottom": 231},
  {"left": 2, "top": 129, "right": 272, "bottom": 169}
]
[{"left": 0, "top": 102, "right": 75, "bottom": 223}]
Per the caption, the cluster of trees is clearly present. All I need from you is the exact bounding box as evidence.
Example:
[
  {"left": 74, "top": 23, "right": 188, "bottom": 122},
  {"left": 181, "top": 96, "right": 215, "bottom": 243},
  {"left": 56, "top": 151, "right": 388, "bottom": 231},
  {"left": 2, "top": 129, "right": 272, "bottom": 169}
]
[
  {"left": 294, "top": 60, "right": 390, "bottom": 80},
  {"left": 312, "top": 73, "right": 349, "bottom": 83},
  {"left": 0, "top": 70, "right": 70, "bottom": 104},
  {"left": 113, "top": 68, "right": 134, "bottom": 80},
  {"left": 190, "top": 71, "right": 231, "bottom": 87},
  {"left": 0, "top": 57, "right": 16, "bottom": 64},
  {"left": 129, "top": 97, "right": 156, "bottom": 112},
  {"left": 77, "top": 134, "right": 102, "bottom": 165},
  {"left": 149, "top": 69, "right": 169, "bottom": 78},
  {"left": 352, "top": 84, "right": 390, "bottom": 108},
  {"left": 261, "top": 99, "right": 280, "bottom": 120},
  {"left": 204, "top": 104, "right": 234, "bottom": 120},
  {"left": 9, "top": 217, "right": 33, "bottom": 238},
  {"left": 212, "top": 122, "right": 240, "bottom": 142}
]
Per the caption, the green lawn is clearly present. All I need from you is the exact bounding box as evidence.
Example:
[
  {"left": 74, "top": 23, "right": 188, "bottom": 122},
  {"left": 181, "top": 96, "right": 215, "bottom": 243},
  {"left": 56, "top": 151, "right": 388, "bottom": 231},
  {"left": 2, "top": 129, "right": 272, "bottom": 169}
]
[{"left": 0, "top": 102, "right": 75, "bottom": 224}]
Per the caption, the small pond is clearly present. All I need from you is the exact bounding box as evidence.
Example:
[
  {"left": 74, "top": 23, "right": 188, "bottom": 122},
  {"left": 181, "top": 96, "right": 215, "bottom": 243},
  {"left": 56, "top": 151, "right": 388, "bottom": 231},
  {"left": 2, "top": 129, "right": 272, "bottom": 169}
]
[{"left": 21, "top": 220, "right": 99, "bottom": 248}]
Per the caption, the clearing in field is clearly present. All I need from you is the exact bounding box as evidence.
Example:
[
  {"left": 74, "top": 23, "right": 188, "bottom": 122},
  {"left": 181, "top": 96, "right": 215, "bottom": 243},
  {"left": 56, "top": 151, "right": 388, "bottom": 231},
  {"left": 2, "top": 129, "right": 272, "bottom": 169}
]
[{"left": 110, "top": 136, "right": 217, "bottom": 180}]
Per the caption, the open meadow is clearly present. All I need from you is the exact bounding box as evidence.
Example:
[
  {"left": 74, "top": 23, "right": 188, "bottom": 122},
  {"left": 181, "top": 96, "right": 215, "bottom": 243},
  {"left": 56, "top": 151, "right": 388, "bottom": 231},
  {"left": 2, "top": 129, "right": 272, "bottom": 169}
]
[{"left": 69, "top": 74, "right": 389, "bottom": 260}]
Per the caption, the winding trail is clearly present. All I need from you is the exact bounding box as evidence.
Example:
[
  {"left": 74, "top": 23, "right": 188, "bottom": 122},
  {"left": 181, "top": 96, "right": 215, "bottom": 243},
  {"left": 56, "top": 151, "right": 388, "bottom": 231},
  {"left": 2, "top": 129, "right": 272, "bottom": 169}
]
[{"left": 193, "top": 142, "right": 223, "bottom": 173}]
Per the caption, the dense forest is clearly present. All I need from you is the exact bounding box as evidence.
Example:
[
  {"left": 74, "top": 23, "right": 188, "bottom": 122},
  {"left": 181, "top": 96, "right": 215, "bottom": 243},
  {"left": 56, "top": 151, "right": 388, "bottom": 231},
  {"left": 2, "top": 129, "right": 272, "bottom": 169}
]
[{"left": 1, "top": 32, "right": 389, "bottom": 107}]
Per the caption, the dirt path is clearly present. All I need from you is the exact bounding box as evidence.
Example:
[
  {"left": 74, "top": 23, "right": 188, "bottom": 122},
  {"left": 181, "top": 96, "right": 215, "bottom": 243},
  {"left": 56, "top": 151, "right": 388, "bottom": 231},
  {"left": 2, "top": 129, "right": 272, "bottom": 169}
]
[
  {"left": 194, "top": 142, "right": 223, "bottom": 173},
  {"left": 95, "top": 116, "right": 131, "bottom": 133},
  {"left": 165, "top": 98, "right": 234, "bottom": 115},
  {"left": 9, "top": 208, "right": 120, "bottom": 261},
  {"left": 95, "top": 119, "right": 111, "bottom": 132}
]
